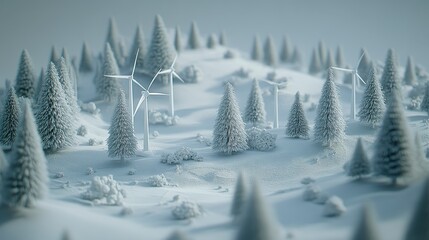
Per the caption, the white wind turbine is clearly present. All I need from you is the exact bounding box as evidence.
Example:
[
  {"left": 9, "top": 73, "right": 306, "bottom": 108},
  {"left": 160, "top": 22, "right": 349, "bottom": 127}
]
[
  {"left": 260, "top": 79, "right": 288, "bottom": 129},
  {"left": 134, "top": 70, "right": 167, "bottom": 151},
  {"left": 330, "top": 53, "right": 366, "bottom": 120},
  {"left": 105, "top": 49, "right": 146, "bottom": 128},
  {"left": 158, "top": 55, "right": 185, "bottom": 117}
]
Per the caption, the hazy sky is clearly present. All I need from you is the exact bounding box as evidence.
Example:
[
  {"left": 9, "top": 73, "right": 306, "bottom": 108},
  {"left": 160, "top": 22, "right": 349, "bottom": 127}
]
[{"left": 0, "top": 0, "right": 428, "bottom": 81}]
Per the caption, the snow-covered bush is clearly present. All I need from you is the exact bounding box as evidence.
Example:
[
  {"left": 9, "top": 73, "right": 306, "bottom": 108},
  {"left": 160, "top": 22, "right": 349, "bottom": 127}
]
[
  {"left": 323, "top": 196, "right": 346, "bottom": 217},
  {"left": 77, "top": 125, "right": 87, "bottom": 136},
  {"left": 149, "top": 110, "right": 179, "bottom": 125},
  {"left": 303, "top": 185, "right": 320, "bottom": 201},
  {"left": 407, "top": 97, "right": 421, "bottom": 110},
  {"left": 88, "top": 138, "right": 103, "bottom": 146},
  {"left": 246, "top": 127, "right": 276, "bottom": 151},
  {"left": 224, "top": 50, "right": 236, "bottom": 59},
  {"left": 234, "top": 67, "right": 251, "bottom": 78},
  {"left": 119, "top": 206, "right": 133, "bottom": 216},
  {"left": 86, "top": 167, "right": 95, "bottom": 175},
  {"left": 172, "top": 201, "right": 203, "bottom": 220},
  {"left": 81, "top": 175, "right": 126, "bottom": 205},
  {"left": 180, "top": 65, "right": 202, "bottom": 83},
  {"left": 148, "top": 174, "right": 169, "bottom": 187},
  {"left": 152, "top": 131, "right": 159, "bottom": 137},
  {"left": 54, "top": 172, "right": 65, "bottom": 179},
  {"left": 80, "top": 102, "right": 99, "bottom": 115},
  {"left": 300, "top": 177, "right": 315, "bottom": 185},
  {"left": 314, "top": 193, "right": 329, "bottom": 205},
  {"left": 196, "top": 133, "right": 212, "bottom": 146},
  {"left": 161, "top": 147, "right": 203, "bottom": 165}
]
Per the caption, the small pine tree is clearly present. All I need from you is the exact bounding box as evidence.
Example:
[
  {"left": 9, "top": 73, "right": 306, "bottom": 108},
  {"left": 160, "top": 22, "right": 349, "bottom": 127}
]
[
  {"left": 335, "top": 46, "right": 345, "bottom": 68},
  {"left": 60, "top": 48, "right": 78, "bottom": 97},
  {"left": 58, "top": 57, "right": 79, "bottom": 122},
  {"left": 420, "top": 83, "right": 429, "bottom": 114},
  {"left": 166, "top": 230, "right": 190, "bottom": 240},
  {"left": 79, "top": 42, "right": 94, "bottom": 73},
  {"left": 309, "top": 48, "right": 322, "bottom": 74},
  {"left": 373, "top": 91, "right": 412, "bottom": 185},
  {"left": 128, "top": 26, "right": 146, "bottom": 71},
  {"left": 380, "top": 48, "right": 401, "bottom": 103},
  {"left": 0, "top": 87, "right": 20, "bottom": 147},
  {"left": 219, "top": 31, "right": 227, "bottom": 46},
  {"left": 403, "top": 56, "right": 417, "bottom": 86},
  {"left": 291, "top": 47, "right": 303, "bottom": 66},
  {"left": 3, "top": 101, "right": 48, "bottom": 208},
  {"left": 318, "top": 41, "right": 327, "bottom": 68},
  {"left": 15, "top": 49, "right": 36, "bottom": 98},
  {"left": 97, "top": 43, "right": 121, "bottom": 102},
  {"left": 206, "top": 34, "right": 217, "bottom": 49},
  {"left": 347, "top": 138, "right": 371, "bottom": 178},
  {"left": 36, "top": 62, "right": 74, "bottom": 152},
  {"left": 231, "top": 172, "right": 248, "bottom": 219},
  {"left": 404, "top": 177, "right": 429, "bottom": 240},
  {"left": 244, "top": 79, "right": 266, "bottom": 126},
  {"left": 187, "top": 21, "right": 202, "bottom": 49},
  {"left": 351, "top": 204, "right": 381, "bottom": 240},
  {"left": 279, "top": 36, "right": 292, "bottom": 63},
  {"left": 286, "top": 92, "right": 309, "bottom": 138},
  {"left": 106, "top": 18, "right": 124, "bottom": 67},
  {"left": 251, "top": 36, "right": 263, "bottom": 62},
  {"left": 263, "top": 36, "right": 277, "bottom": 67},
  {"left": 213, "top": 83, "right": 248, "bottom": 155},
  {"left": 174, "top": 26, "right": 183, "bottom": 53},
  {"left": 357, "top": 48, "right": 372, "bottom": 82},
  {"left": 314, "top": 69, "right": 345, "bottom": 147},
  {"left": 107, "top": 91, "right": 137, "bottom": 161},
  {"left": 50, "top": 46, "right": 60, "bottom": 65},
  {"left": 34, "top": 68, "right": 45, "bottom": 103},
  {"left": 358, "top": 64, "right": 385, "bottom": 127}
]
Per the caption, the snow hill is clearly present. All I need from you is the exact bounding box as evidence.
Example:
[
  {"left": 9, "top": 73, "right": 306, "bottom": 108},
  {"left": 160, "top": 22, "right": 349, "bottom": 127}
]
[{"left": 0, "top": 45, "right": 427, "bottom": 240}]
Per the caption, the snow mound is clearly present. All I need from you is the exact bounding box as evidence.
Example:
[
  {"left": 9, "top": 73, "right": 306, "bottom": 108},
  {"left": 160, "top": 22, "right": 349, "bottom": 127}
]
[
  {"left": 323, "top": 196, "right": 346, "bottom": 217},
  {"left": 172, "top": 201, "right": 203, "bottom": 220},
  {"left": 302, "top": 185, "right": 321, "bottom": 201},
  {"left": 246, "top": 127, "right": 277, "bottom": 151},
  {"left": 81, "top": 175, "right": 126, "bottom": 205},
  {"left": 161, "top": 147, "right": 204, "bottom": 165}
]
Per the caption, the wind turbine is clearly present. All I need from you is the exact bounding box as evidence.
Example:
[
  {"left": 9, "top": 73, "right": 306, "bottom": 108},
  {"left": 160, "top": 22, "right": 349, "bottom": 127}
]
[
  {"left": 330, "top": 53, "right": 366, "bottom": 120},
  {"left": 158, "top": 55, "right": 185, "bottom": 117},
  {"left": 134, "top": 70, "right": 168, "bottom": 151},
  {"left": 260, "top": 79, "right": 288, "bottom": 129},
  {"left": 105, "top": 49, "right": 146, "bottom": 128}
]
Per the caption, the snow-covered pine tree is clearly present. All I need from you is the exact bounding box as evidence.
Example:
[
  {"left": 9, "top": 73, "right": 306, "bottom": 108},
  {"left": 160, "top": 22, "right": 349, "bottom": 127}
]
[
  {"left": 15, "top": 49, "right": 36, "bottom": 98},
  {"left": 335, "top": 46, "right": 345, "bottom": 68},
  {"left": 174, "top": 26, "right": 183, "bottom": 53},
  {"left": 145, "top": 15, "right": 175, "bottom": 84},
  {"left": 107, "top": 90, "right": 137, "bottom": 161},
  {"left": 373, "top": 90, "right": 412, "bottom": 185},
  {"left": 351, "top": 204, "right": 381, "bottom": 240},
  {"left": 97, "top": 43, "right": 121, "bottom": 102},
  {"left": 403, "top": 56, "right": 417, "bottom": 86},
  {"left": 206, "top": 34, "right": 217, "bottom": 49},
  {"left": 318, "top": 41, "right": 327, "bottom": 68},
  {"left": 219, "top": 31, "right": 227, "bottom": 46},
  {"left": 231, "top": 172, "right": 248, "bottom": 219},
  {"left": 309, "top": 48, "right": 322, "bottom": 75},
  {"left": 36, "top": 62, "right": 74, "bottom": 152},
  {"left": 58, "top": 57, "right": 79, "bottom": 121},
  {"left": 213, "top": 83, "right": 248, "bottom": 155},
  {"left": 347, "top": 138, "right": 371, "bottom": 178},
  {"left": 251, "top": 36, "right": 263, "bottom": 62},
  {"left": 50, "top": 46, "right": 60, "bottom": 65},
  {"left": 286, "top": 92, "right": 309, "bottom": 139},
  {"left": 187, "top": 21, "right": 202, "bottom": 49},
  {"left": 404, "top": 177, "right": 429, "bottom": 240},
  {"left": 326, "top": 49, "right": 336, "bottom": 68},
  {"left": 291, "top": 47, "right": 303, "bottom": 67},
  {"left": 236, "top": 182, "right": 279, "bottom": 240},
  {"left": 128, "top": 25, "right": 146, "bottom": 71},
  {"left": 3, "top": 100, "right": 48, "bottom": 208},
  {"left": 380, "top": 48, "right": 401, "bottom": 103},
  {"left": 357, "top": 48, "right": 372, "bottom": 82},
  {"left": 34, "top": 68, "right": 44, "bottom": 103},
  {"left": 314, "top": 69, "right": 345, "bottom": 147},
  {"left": 244, "top": 79, "right": 266, "bottom": 127},
  {"left": 279, "top": 36, "right": 292, "bottom": 63},
  {"left": 358, "top": 64, "right": 385, "bottom": 127},
  {"left": 166, "top": 230, "right": 190, "bottom": 240},
  {"left": 263, "top": 36, "right": 277, "bottom": 67},
  {"left": 420, "top": 83, "right": 429, "bottom": 114},
  {"left": 0, "top": 87, "right": 20, "bottom": 147},
  {"left": 79, "top": 42, "right": 94, "bottom": 73},
  {"left": 106, "top": 18, "right": 124, "bottom": 67}
]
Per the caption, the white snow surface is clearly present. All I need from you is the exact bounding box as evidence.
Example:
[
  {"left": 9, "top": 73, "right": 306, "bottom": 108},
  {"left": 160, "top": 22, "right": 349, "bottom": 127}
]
[{"left": 0, "top": 46, "right": 427, "bottom": 240}]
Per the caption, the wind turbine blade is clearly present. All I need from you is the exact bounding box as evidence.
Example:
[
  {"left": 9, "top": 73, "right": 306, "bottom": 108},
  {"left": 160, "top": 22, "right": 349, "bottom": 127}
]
[
  {"left": 134, "top": 94, "right": 146, "bottom": 117},
  {"left": 171, "top": 55, "right": 177, "bottom": 69},
  {"left": 149, "top": 92, "right": 168, "bottom": 96},
  {"left": 356, "top": 52, "right": 365, "bottom": 68},
  {"left": 331, "top": 66, "right": 354, "bottom": 73},
  {"left": 159, "top": 69, "right": 171, "bottom": 75},
  {"left": 131, "top": 48, "right": 140, "bottom": 77},
  {"left": 147, "top": 69, "right": 162, "bottom": 91},
  {"left": 173, "top": 72, "right": 185, "bottom": 83},
  {"left": 132, "top": 78, "right": 147, "bottom": 91},
  {"left": 104, "top": 75, "right": 130, "bottom": 79},
  {"left": 356, "top": 73, "right": 366, "bottom": 84}
]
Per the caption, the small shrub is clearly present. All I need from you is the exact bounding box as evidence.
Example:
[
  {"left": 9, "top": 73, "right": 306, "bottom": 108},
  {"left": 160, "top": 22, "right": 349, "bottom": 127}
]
[
  {"left": 246, "top": 127, "right": 277, "bottom": 151},
  {"left": 54, "top": 172, "right": 65, "bottom": 179},
  {"left": 88, "top": 138, "right": 103, "bottom": 146},
  {"left": 303, "top": 185, "right": 320, "bottom": 201},
  {"left": 149, "top": 110, "right": 179, "bottom": 125},
  {"left": 81, "top": 175, "right": 126, "bottom": 205},
  {"left": 148, "top": 174, "right": 169, "bottom": 187},
  {"left": 234, "top": 67, "right": 251, "bottom": 78},
  {"left": 300, "top": 177, "right": 315, "bottom": 185},
  {"left": 180, "top": 65, "right": 202, "bottom": 83},
  {"left": 323, "top": 196, "right": 346, "bottom": 217},
  {"left": 161, "top": 147, "right": 203, "bottom": 165},
  {"left": 172, "top": 201, "right": 203, "bottom": 220},
  {"left": 224, "top": 50, "right": 236, "bottom": 59},
  {"left": 80, "top": 102, "right": 99, "bottom": 114},
  {"left": 77, "top": 125, "right": 87, "bottom": 136},
  {"left": 86, "top": 167, "right": 95, "bottom": 175}
]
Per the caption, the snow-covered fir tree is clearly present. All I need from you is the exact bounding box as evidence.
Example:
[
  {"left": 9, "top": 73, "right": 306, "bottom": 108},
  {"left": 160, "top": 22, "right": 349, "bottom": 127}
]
[
  {"left": 58, "top": 57, "right": 79, "bottom": 122},
  {"left": 213, "top": 82, "right": 248, "bottom": 155},
  {"left": 166, "top": 230, "right": 190, "bottom": 240},
  {"left": 318, "top": 41, "right": 327, "bottom": 68},
  {"left": 420, "top": 83, "right": 429, "bottom": 114},
  {"left": 174, "top": 26, "right": 183, "bottom": 53},
  {"left": 325, "top": 49, "right": 336, "bottom": 68},
  {"left": 244, "top": 79, "right": 266, "bottom": 127},
  {"left": 107, "top": 90, "right": 137, "bottom": 161},
  {"left": 351, "top": 204, "right": 381, "bottom": 240},
  {"left": 286, "top": 92, "right": 309, "bottom": 139},
  {"left": 50, "top": 46, "right": 60, "bottom": 65},
  {"left": 314, "top": 69, "right": 345, "bottom": 147},
  {"left": 291, "top": 47, "right": 303, "bottom": 67},
  {"left": 187, "top": 21, "right": 202, "bottom": 49},
  {"left": 357, "top": 48, "right": 372, "bottom": 82},
  {"left": 404, "top": 177, "right": 429, "bottom": 240},
  {"left": 36, "top": 62, "right": 74, "bottom": 152},
  {"left": 347, "top": 138, "right": 371, "bottom": 178},
  {"left": 0, "top": 87, "right": 20, "bottom": 147},
  {"left": 106, "top": 18, "right": 124, "bottom": 67},
  {"left": 263, "top": 36, "right": 277, "bottom": 67},
  {"left": 128, "top": 25, "right": 146, "bottom": 71},
  {"left": 3, "top": 101, "right": 48, "bottom": 208},
  {"left": 251, "top": 36, "right": 263, "bottom": 62},
  {"left": 403, "top": 56, "right": 417, "bottom": 86},
  {"left": 34, "top": 68, "right": 44, "bottom": 103},
  {"left": 15, "top": 49, "right": 35, "bottom": 98},
  {"left": 231, "top": 172, "right": 248, "bottom": 219},
  {"left": 79, "top": 42, "right": 94, "bottom": 73},
  {"left": 97, "top": 43, "right": 121, "bottom": 102},
  {"left": 145, "top": 15, "right": 175, "bottom": 84},
  {"left": 358, "top": 64, "right": 385, "bottom": 127},
  {"left": 335, "top": 46, "right": 345, "bottom": 68},
  {"left": 219, "top": 31, "right": 227, "bottom": 46},
  {"left": 373, "top": 90, "right": 412, "bottom": 185},
  {"left": 60, "top": 48, "right": 78, "bottom": 96},
  {"left": 309, "top": 48, "right": 322, "bottom": 74},
  {"left": 236, "top": 182, "right": 279, "bottom": 240},
  {"left": 279, "top": 36, "right": 292, "bottom": 63},
  {"left": 206, "top": 34, "right": 217, "bottom": 49},
  {"left": 380, "top": 48, "right": 401, "bottom": 103}
]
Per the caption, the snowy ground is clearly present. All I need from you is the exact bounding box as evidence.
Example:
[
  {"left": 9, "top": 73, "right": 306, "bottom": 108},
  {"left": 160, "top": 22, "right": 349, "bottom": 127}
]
[{"left": 0, "top": 46, "right": 427, "bottom": 240}]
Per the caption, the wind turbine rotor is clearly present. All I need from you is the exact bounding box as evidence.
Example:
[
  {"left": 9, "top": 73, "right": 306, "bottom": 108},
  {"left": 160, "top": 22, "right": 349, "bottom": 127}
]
[
  {"left": 330, "top": 66, "right": 354, "bottom": 73},
  {"left": 147, "top": 69, "right": 162, "bottom": 91},
  {"left": 131, "top": 48, "right": 140, "bottom": 77},
  {"left": 172, "top": 72, "right": 185, "bottom": 83},
  {"left": 104, "top": 75, "right": 130, "bottom": 79}
]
